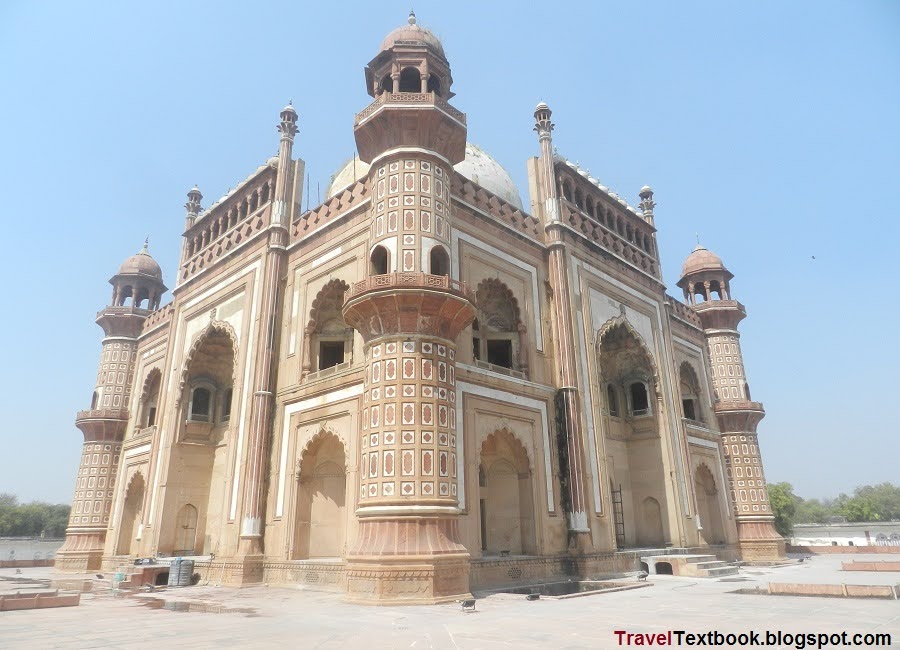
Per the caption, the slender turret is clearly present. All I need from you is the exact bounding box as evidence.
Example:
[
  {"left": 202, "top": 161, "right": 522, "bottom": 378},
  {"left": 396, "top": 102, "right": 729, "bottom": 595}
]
[
  {"left": 532, "top": 102, "right": 591, "bottom": 545},
  {"left": 56, "top": 244, "right": 166, "bottom": 574},
  {"left": 678, "top": 246, "right": 785, "bottom": 561},
  {"left": 341, "top": 12, "right": 476, "bottom": 604}
]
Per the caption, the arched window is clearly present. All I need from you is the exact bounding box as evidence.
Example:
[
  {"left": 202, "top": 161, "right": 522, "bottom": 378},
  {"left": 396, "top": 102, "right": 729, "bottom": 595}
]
[
  {"left": 474, "top": 279, "right": 527, "bottom": 374},
  {"left": 188, "top": 385, "right": 213, "bottom": 422},
  {"left": 141, "top": 370, "right": 161, "bottom": 428},
  {"left": 303, "top": 279, "right": 353, "bottom": 378},
  {"left": 427, "top": 74, "right": 442, "bottom": 96},
  {"left": 629, "top": 381, "right": 650, "bottom": 416},
  {"left": 562, "top": 181, "right": 573, "bottom": 202},
  {"left": 219, "top": 387, "right": 233, "bottom": 423},
  {"left": 398, "top": 67, "right": 420, "bottom": 92},
  {"left": 607, "top": 384, "right": 619, "bottom": 417},
  {"left": 370, "top": 245, "right": 389, "bottom": 275},
  {"left": 574, "top": 188, "right": 583, "bottom": 210},
  {"left": 380, "top": 74, "right": 392, "bottom": 95},
  {"left": 91, "top": 391, "right": 99, "bottom": 409},
  {"left": 429, "top": 245, "right": 449, "bottom": 276},
  {"left": 679, "top": 363, "right": 703, "bottom": 423}
]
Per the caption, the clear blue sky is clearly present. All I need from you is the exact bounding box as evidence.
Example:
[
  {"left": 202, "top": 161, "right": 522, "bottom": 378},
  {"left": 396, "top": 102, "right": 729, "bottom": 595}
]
[{"left": 1, "top": 2, "right": 897, "bottom": 504}]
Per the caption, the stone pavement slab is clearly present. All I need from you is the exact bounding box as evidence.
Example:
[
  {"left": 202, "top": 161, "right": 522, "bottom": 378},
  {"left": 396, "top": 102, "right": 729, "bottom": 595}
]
[{"left": 1, "top": 558, "right": 898, "bottom": 649}]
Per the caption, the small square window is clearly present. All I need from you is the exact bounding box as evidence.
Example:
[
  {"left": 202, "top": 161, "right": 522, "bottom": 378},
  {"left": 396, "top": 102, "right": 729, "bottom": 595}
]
[
  {"left": 486, "top": 340, "right": 512, "bottom": 369},
  {"left": 319, "top": 341, "right": 345, "bottom": 370}
]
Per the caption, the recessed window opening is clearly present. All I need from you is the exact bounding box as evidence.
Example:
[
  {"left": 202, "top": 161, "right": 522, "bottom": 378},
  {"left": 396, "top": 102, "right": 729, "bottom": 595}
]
[
  {"left": 629, "top": 382, "right": 649, "bottom": 415},
  {"left": 189, "top": 387, "right": 212, "bottom": 422},
  {"left": 370, "top": 245, "right": 389, "bottom": 275},
  {"left": 380, "top": 74, "right": 392, "bottom": 94},
  {"left": 429, "top": 245, "right": 449, "bottom": 276},
  {"left": 398, "top": 67, "right": 420, "bottom": 92},
  {"left": 472, "top": 319, "right": 481, "bottom": 361},
  {"left": 427, "top": 74, "right": 441, "bottom": 96},
  {"left": 220, "top": 387, "right": 233, "bottom": 423},
  {"left": 319, "top": 341, "right": 345, "bottom": 370},
  {"left": 91, "top": 391, "right": 99, "bottom": 409},
  {"left": 486, "top": 340, "right": 513, "bottom": 369},
  {"left": 682, "top": 398, "right": 696, "bottom": 420},
  {"left": 607, "top": 385, "right": 619, "bottom": 417}
]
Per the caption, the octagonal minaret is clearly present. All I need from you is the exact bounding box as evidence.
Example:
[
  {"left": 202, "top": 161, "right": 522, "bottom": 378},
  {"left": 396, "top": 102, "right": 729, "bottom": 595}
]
[
  {"left": 342, "top": 12, "right": 476, "bottom": 604},
  {"left": 56, "top": 243, "right": 166, "bottom": 574},
  {"left": 678, "top": 246, "right": 785, "bottom": 562}
]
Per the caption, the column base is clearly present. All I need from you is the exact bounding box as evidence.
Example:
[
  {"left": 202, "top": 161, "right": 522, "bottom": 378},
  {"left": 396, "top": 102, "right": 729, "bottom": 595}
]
[
  {"left": 346, "top": 516, "right": 471, "bottom": 605},
  {"left": 738, "top": 519, "right": 786, "bottom": 563},
  {"left": 54, "top": 531, "right": 106, "bottom": 573},
  {"left": 346, "top": 558, "right": 471, "bottom": 605}
]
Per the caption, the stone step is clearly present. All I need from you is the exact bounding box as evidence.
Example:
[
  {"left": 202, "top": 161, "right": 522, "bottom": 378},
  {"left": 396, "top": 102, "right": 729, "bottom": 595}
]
[
  {"left": 705, "top": 566, "right": 740, "bottom": 577},
  {"left": 694, "top": 561, "right": 729, "bottom": 570},
  {"left": 683, "top": 555, "right": 719, "bottom": 564}
]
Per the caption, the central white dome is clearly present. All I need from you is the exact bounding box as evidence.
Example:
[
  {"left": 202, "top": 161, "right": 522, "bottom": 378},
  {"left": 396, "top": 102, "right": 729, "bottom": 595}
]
[{"left": 326, "top": 143, "right": 523, "bottom": 210}]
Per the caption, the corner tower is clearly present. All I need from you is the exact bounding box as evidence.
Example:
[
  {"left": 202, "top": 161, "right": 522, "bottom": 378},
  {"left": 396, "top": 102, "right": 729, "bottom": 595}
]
[
  {"left": 342, "top": 12, "right": 476, "bottom": 604},
  {"left": 678, "top": 246, "right": 785, "bottom": 562},
  {"left": 56, "top": 243, "right": 166, "bottom": 575}
]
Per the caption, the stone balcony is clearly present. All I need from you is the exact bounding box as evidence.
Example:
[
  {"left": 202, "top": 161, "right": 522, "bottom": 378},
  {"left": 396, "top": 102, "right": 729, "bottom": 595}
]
[
  {"left": 74, "top": 408, "right": 129, "bottom": 442},
  {"left": 343, "top": 273, "right": 476, "bottom": 341},
  {"left": 355, "top": 92, "right": 466, "bottom": 127}
]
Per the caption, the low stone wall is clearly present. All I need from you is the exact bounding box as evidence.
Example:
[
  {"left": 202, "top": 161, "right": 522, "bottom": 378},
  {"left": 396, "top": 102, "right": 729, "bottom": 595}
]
[
  {"left": 0, "top": 559, "right": 55, "bottom": 568},
  {"left": 789, "top": 544, "right": 900, "bottom": 555},
  {"left": 768, "top": 582, "right": 899, "bottom": 599},
  {"left": 0, "top": 590, "right": 81, "bottom": 611},
  {"left": 842, "top": 561, "right": 900, "bottom": 572}
]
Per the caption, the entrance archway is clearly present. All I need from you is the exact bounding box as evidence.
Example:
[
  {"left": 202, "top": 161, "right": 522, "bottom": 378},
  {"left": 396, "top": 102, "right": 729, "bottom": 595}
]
[{"left": 174, "top": 504, "right": 199, "bottom": 555}]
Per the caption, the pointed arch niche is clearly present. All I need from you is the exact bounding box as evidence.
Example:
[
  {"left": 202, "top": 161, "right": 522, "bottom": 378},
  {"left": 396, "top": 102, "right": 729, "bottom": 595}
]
[
  {"left": 472, "top": 279, "right": 528, "bottom": 376},
  {"left": 478, "top": 429, "right": 536, "bottom": 556},
  {"left": 302, "top": 279, "right": 352, "bottom": 379},
  {"left": 293, "top": 430, "right": 347, "bottom": 559},
  {"left": 694, "top": 464, "right": 726, "bottom": 545},
  {"left": 161, "top": 321, "right": 238, "bottom": 556},
  {"left": 596, "top": 318, "right": 668, "bottom": 548},
  {"left": 116, "top": 472, "right": 145, "bottom": 556}
]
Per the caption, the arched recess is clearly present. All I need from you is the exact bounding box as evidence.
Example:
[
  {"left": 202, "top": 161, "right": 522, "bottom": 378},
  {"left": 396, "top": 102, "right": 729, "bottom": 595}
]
[
  {"left": 139, "top": 368, "right": 162, "bottom": 428},
  {"left": 473, "top": 279, "right": 528, "bottom": 375},
  {"left": 596, "top": 317, "right": 668, "bottom": 549},
  {"left": 162, "top": 320, "right": 238, "bottom": 556},
  {"left": 116, "top": 472, "right": 145, "bottom": 556},
  {"left": 478, "top": 429, "right": 536, "bottom": 556},
  {"left": 694, "top": 464, "right": 725, "bottom": 545},
  {"left": 429, "top": 244, "right": 450, "bottom": 276},
  {"left": 398, "top": 66, "right": 420, "bottom": 92},
  {"left": 174, "top": 504, "right": 199, "bottom": 555},
  {"left": 302, "top": 279, "right": 352, "bottom": 378},
  {"left": 293, "top": 431, "right": 347, "bottom": 559},
  {"left": 637, "top": 496, "right": 665, "bottom": 547},
  {"left": 679, "top": 362, "right": 703, "bottom": 422}
]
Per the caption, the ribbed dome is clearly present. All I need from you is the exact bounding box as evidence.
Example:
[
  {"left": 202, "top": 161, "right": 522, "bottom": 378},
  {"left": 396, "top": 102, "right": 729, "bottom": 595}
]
[
  {"left": 118, "top": 243, "right": 163, "bottom": 280},
  {"left": 380, "top": 11, "right": 445, "bottom": 58},
  {"left": 326, "top": 143, "right": 524, "bottom": 210},
  {"left": 681, "top": 245, "right": 725, "bottom": 277}
]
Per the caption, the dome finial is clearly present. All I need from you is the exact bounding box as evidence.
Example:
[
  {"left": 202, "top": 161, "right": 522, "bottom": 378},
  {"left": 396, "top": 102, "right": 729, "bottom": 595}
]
[
  {"left": 142, "top": 237, "right": 149, "bottom": 254},
  {"left": 694, "top": 233, "right": 704, "bottom": 251},
  {"left": 408, "top": 9, "right": 416, "bottom": 25}
]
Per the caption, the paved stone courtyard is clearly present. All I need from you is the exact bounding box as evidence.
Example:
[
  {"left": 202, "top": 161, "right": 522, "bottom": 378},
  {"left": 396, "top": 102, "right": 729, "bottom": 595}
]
[{"left": 2, "top": 555, "right": 898, "bottom": 649}]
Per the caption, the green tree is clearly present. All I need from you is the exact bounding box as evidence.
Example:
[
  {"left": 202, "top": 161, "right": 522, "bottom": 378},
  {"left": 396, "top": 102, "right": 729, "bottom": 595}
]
[
  {"left": 767, "top": 482, "right": 799, "bottom": 537},
  {"left": 0, "top": 496, "right": 70, "bottom": 537},
  {"left": 795, "top": 498, "right": 831, "bottom": 524}
]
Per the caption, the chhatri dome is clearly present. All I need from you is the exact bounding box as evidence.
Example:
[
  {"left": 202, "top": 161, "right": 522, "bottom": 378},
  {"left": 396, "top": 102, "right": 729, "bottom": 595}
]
[
  {"left": 117, "top": 240, "right": 163, "bottom": 280},
  {"left": 680, "top": 244, "right": 726, "bottom": 278},
  {"left": 326, "top": 143, "right": 524, "bottom": 210},
  {"left": 379, "top": 11, "right": 445, "bottom": 58}
]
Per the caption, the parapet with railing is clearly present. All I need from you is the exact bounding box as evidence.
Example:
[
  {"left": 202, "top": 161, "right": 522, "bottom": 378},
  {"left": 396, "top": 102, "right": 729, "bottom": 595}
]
[
  {"left": 355, "top": 92, "right": 466, "bottom": 126},
  {"left": 345, "top": 272, "right": 475, "bottom": 303}
]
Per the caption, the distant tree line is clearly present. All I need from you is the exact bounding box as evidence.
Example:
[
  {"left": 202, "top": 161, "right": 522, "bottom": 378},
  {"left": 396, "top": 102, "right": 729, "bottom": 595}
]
[
  {"left": 0, "top": 493, "right": 70, "bottom": 538},
  {"left": 766, "top": 482, "right": 900, "bottom": 537}
]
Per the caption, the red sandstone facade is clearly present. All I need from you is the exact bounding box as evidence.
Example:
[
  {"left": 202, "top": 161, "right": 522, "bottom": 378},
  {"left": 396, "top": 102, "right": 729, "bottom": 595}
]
[{"left": 55, "top": 13, "right": 783, "bottom": 601}]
